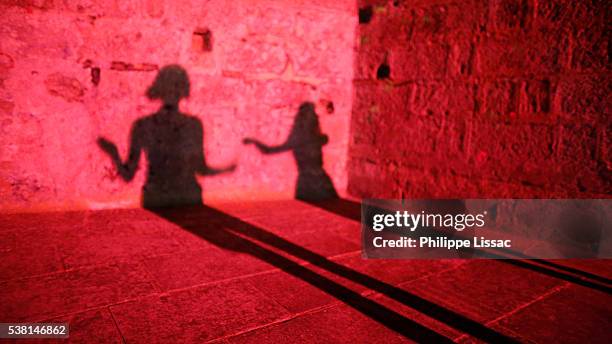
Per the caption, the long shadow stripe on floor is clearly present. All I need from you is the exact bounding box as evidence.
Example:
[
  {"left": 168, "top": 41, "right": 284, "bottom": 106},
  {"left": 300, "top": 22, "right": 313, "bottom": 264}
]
[{"left": 153, "top": 206, "right": 519, "bottom": 343}]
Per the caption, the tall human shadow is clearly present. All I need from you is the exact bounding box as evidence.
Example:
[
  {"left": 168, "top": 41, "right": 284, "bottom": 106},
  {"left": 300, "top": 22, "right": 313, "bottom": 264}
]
[
  {"left": 97, "top": 65, "right": 235, "bottom": 208},
  {"left": 96, "top": 66, "right": 516, "bottom": 342}
]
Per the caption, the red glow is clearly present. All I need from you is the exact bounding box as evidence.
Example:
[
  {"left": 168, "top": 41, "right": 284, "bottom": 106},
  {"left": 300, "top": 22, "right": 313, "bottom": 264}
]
[{"left": 0, "top": 0, "right": 609, "bottom": 343}]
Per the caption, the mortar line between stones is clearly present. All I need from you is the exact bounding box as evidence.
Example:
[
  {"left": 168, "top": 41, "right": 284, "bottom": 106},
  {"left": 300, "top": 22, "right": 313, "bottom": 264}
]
[
  {"left": 486, "top": 282, "right": 571, "bottom": 326},
  {"left": 108, "top": 305, "right": 127, "bottom": 344},
  {"left": 212, "top": 259, "right": 471, "bottom": 343},
  {"left": 454, "top": 282, "right": 571, "bottom": 342}
]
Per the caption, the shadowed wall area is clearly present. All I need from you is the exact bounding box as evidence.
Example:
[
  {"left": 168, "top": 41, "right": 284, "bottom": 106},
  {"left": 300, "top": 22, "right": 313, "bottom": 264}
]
[
  {"left": 348, "top": 0, "right": 610, "bottom": 199},
  {"left": 0, "top": 0, "right": 356, "bottom": 212},
  {"left": 97, "top": 65, "right": 235, "bottom": 208},
  {"left": 1, "top": 0, "right": 608, "bottom": 212}
]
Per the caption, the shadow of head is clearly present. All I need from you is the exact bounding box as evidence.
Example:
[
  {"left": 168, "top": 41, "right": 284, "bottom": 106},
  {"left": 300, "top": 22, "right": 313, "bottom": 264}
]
[
  {"left": 295, "top": 101, "right": 319, "bottom": 133},
  {"left": 146, "top": 65, "right": 190, "bottom": 106}
]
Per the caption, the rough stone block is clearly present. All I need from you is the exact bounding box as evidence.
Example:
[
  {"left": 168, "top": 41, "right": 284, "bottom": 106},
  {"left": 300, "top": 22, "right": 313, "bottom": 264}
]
[
  {"left": 477, "top": 34, "right": 568, "bottom": 77},
  {"left": 44, "top": 73, "right": 85, "bottom": 102},
  {"left": 468, "top": 122, "right": 557, "bottom": 185},
  {"left": 556, "top": 75, "right": 610, "bottom": 123},
  {"left": 390, "top": 42, "right": 448, "bottom": 80},
  {"left": 557, "top": 124, "right": 611, "bottom": 194},
  {"left": 489, "top": 0, "right": 532, "bottom": 33}
]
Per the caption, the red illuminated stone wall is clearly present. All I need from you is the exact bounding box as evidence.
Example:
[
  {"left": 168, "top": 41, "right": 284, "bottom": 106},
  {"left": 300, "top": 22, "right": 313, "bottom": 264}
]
[
  {"left": 0, "top": 0, "right": 356, "bottom": 212},
  {"left": 348, "top": 0, "right": 610, "bottom": 198}
]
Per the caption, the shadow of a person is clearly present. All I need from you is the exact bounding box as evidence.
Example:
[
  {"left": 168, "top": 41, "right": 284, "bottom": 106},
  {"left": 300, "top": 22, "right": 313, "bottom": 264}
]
[
  {"left": 243, "top": 102, "right": 338, "bottom": 201},
  {"left": 93, "top": 67, "right": 516, "bottom": 342},
  {"left": 97, "top": 65, "right": 235, "bottom": 208}
]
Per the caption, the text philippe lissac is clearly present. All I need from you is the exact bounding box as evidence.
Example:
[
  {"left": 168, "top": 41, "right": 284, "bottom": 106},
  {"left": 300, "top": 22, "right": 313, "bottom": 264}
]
[{"left": 369, "top": 210, "right": 512, "bottom": 249}]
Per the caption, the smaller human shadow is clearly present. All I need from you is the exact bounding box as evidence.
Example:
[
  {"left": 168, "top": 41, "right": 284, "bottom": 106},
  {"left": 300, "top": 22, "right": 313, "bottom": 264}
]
[
  {"left": 97, "top": 65, "right": 234, "bottom": 208},
  {"left": 242, "top": 102, "right": 366, "bottom": 223},
  {"left": 243, "top": 102, "right": 338, "bottom": 201}
]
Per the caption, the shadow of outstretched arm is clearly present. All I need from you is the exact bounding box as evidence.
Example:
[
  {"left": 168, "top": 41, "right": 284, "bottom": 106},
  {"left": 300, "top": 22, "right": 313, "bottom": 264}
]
[
  {"left": 199, "top": 165, "right": 236, "bottom": 176},
  {"left": 243, "top": 137, "right": 292, "bottom": 154},
  {"left": 243, "top": 133, "right": 328, "bottom": 155}
]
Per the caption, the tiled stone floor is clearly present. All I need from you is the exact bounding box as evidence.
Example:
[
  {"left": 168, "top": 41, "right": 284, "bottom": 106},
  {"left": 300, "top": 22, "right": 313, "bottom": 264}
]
[{"left": 1, "top": 200, "right": 610, "bottom": 343}]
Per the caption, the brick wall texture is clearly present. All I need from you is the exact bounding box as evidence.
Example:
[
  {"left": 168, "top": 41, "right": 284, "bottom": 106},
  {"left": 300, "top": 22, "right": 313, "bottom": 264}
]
[
  {"left": 1, "top": 0, "right": 609, "bottom": 212},
  {"left": 348, "top": 0, "right": 610, "bottom": 199}
]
